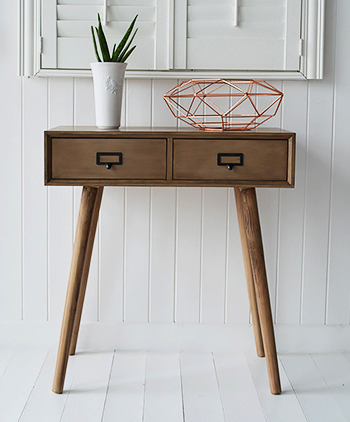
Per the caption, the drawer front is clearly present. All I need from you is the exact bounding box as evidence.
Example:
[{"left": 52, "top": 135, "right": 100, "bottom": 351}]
[
  {"left": 51, "top": 138, "right": 167, "bottom": 180},
  {"left": 173, "top": 139, "right": 289, "bottom": 182}
]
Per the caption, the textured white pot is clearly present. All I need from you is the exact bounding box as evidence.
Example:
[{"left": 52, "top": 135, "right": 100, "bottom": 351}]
[{"left": 91, "top": 62, "right": 127, "bottom": 129}]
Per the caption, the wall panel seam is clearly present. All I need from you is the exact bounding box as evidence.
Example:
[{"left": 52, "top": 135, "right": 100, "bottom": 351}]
[
  {"left": 199, "top": 187, "right": 204, "bottom": 323},
  {"left": 299, "top": 80, "right": 311, "bottom": 325},
  {"left": 325, "top": 0, "right": 338, "bottom": 326},
  {"left": 148, "top": 188, "right": 153, "bottom": 323},
  {"left": 173, "top": 188, "right": 179, "bottom": 323},
  {"left": 274, "top": 188, "right": 281, "bottom": 324},
  {"left": 97, "top": 216, "right": 101, "bottom": 322},
  {"left": 275, "top": 79, "right": 285, "bottom": 325},
  {"left": 224, "top": 188, "right": 230, "bottom": 324},
  {"left": 47, "top": 79, "right": 51, "bottom": 322},
  {"left": 21, "top": 75, "right": 24, "bottom": 321},
  {"left": 123, "top": 187, "right": 127, "bottom": 322}
]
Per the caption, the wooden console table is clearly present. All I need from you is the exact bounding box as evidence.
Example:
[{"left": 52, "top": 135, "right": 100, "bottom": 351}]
[{"left": 45, "top": 126, "right": 295, "bottom": 395}]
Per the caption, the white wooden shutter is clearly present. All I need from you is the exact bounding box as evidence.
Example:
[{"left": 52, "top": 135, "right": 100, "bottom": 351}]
[
  {"left": 42, "top": 0, "right": 170, "bottom": 71},
  {"left": 177, "top": 0, "right": 301, "bottom": 72},
  {"left": 29, "top": 0, "right": 323, "bottom": 77}
]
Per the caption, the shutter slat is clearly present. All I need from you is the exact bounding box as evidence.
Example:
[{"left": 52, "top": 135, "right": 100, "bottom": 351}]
[
  {"left": 57, "top": 21, "right": 155, "bottom": 38},
  {"left": 187, "top": 22, "right": 284, "bottom": 39},
  {"left": 188, "top": 0, "right": 282, "bottom": 5},
  {"left": 57, "top": 5, "right": 155, "bottom": 21},
  {"left": 188, "top": 6, "right": 285, "bottom": 23},
  {"left": 58, "top": 0, "right": 153, "bottom": 5}
]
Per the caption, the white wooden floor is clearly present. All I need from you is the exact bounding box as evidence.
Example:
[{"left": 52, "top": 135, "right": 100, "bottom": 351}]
[{"left": 1, "top": 350, "right": 350, "bottom": 422}]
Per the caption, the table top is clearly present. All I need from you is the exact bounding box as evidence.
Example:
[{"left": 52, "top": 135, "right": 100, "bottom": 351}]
[
  {"left": 46, "top": 126, "right": 294, "bottom": 138},
  {"left": 45, "top": 127, "right": 295, "bottom": 188}
]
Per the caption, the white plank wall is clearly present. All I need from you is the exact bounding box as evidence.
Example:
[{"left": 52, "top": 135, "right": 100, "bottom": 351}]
[
  {"left": 2, "top": 1, "right": 350, "bottom": 351},
  {"left": 327, "top": 0, "right": 350, "bottom": 326},
  {"left": 0, "top": 0, "right": 22, "bottom": 321}
]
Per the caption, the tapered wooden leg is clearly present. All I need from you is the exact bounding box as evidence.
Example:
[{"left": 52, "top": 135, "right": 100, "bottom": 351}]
[
  {"left": 239, "top": 188, "right": 281, "bottom": 395},
  {"left": 69, "top": 186, "right": 104, "bottom": 356},
  {"left": 234, "top": 187, "right": 265, "bottom": 358},
  {"left": 52, "top": 186, "right": 101, "bottom": 394}
]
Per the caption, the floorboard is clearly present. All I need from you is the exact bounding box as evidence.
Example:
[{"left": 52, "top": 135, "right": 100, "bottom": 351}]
[
  {"left": 60, "top": 351, "right": 114, "bottom": 422},
  {"left": 102, "top": 351, "right": 146, "bottom": 422},
  {"left": 143, "top": 352, "right": 183, "bottom": 422},
  {"left": 280, "top": 354, "right": 348, "bottom": 422},
  {"left": 19, "top": 350, "right": 73, "bottom": 422},
  {"left": 0, "top": 350, "right": 16, "bottom": 380},
  {"left": 247, "top": 353, "right": 307, "bottom": 422},
  {"left": 312, "top": 353, "right": 350, "bottom": 420},
  {"left": 0, "top": 350, "right": 48, "bottom": 422},
  {"left": 180, "top": 352, "right": 225, "bottom": 422},
  {"left": 1, "top": 350, "right": 350, "bottom": 422},
  {"left": 214, "top": 352, "right": 266, "bottom": 422}
]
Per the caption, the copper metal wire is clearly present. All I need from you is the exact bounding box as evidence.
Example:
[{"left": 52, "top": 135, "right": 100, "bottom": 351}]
[{"left": 163, "top": 79, "right": 283, "bottom": 131}]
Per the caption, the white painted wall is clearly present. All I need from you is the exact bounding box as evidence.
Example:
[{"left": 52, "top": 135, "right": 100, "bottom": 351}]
[{"left": 1, "top": 1, "right": 350, "bottom": 352}]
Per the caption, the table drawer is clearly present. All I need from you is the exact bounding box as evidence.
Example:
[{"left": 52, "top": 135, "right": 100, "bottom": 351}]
[
  {"left": 51, "top": 138, "right": 167, "bottom": 180},
  {"left": 173, "top": 139, "right": 289, "bottom": 182}
]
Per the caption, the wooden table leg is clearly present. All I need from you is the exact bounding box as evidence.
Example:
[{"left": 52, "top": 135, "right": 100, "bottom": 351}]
[
  {"left": 52, "top": 186, "right": 102, "bottom": 394},
  {"left": 239, "top": 187, "right": 281, "bottom": 395},
  {"left": 234, "top": 187, "right": 265, "bottom": 358},
  {"left": 69, "top": 186, "right": 104, "bottom": 356}
]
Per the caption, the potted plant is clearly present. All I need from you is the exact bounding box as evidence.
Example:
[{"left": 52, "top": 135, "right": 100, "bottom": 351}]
[{"left": 91, "top": 14, "right": 138, "bottom": 129}]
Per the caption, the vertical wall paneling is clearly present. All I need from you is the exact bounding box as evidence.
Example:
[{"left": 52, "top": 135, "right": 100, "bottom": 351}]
[
  {"left": 175, "top": 188, "right": 202, "bottom": 323},
  {"left": 255, "top": 80, "right": 283, "bottom": 321},
  {"left": 276, "top": 81, "right": 308, "bottom": 324},
  {"left": 152, "top": 79, "right": 179, "bottom": 127},
  {"left": 149, "top": 188, "right": 176, "bottom": 323},
  {"left": 327, "top": 0, "right": 350, "bottom": 325},
  {"left": 200, "top": 188, "right": 227, "bottom": 323},
  {"left": 22, "top": 77, "right": 48, "bottom": 321},
  {"left": 73, "top": 186, "right": 99, "bottom": 322},
  {"left": 48, "top": 78, "right": 74, "bottom": 322},
  {"left": 99, "top": 187, "right": 125, "bottom": 323},
  {"left": 255, "top": 189, "right": 280, "bottom": 321},
  {"left": 74, "top": 78, "right": 99, "bottom": 322},
  {"left": 124, "top": 187, "right": 151, "bottom": 322},
  {"left": 96, "top": 72, "right": 127, "bottom": 321},
  {"left": 0, "top": 1, "right": 22, "bottom": 320},
  {"left": 226, "top": 189, "right": 250, "bottom": 324},
  {"left": 74, "top": 78, "right": 95, "bottom": 125},
  {"left": 123, "top": 78, "right": 153, "bottom": 322},
  {"left": 126, "top": 79, "right": 152, "bottom": 126},
  {"left": 120, "top": 79, "right": 127, "bottom": 127},
  {"left": 4, "top": 0, "right": 350, "bottom": 349},
  {"left": 301, "top": 0, "right": 336, "bottom": 324}
]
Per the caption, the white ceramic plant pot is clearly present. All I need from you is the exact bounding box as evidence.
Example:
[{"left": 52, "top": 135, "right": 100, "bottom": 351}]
[{"left": 91, "top": 62, "right": 127, "bottom": 129}]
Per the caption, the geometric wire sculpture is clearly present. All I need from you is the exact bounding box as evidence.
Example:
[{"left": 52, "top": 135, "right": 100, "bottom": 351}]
[{"left": 163, "top": 79, "right": 283, "bottom": 131}]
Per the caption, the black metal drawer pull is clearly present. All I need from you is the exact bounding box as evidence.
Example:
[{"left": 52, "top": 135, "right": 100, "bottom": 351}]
[
  {"left": 96, "top": 152, "right": 123, "bottom": 170},
  {"left": 217, "top": 153, "right": 244, "bottom": 170}
]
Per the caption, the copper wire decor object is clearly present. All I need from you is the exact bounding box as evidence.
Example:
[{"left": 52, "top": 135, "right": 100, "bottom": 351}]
[{"left": 163, "top": 79, "right": 283, "bottom": 131}]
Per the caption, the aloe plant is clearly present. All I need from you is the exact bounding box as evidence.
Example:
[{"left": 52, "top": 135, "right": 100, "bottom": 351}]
[{"left": 91, "top": 13, "right": 138, "bottom": 62}]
